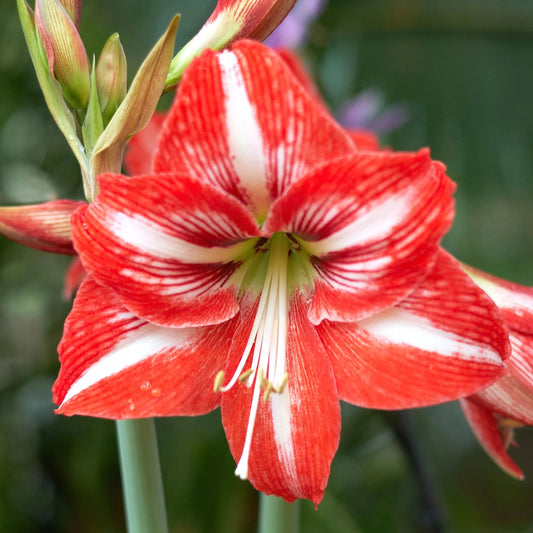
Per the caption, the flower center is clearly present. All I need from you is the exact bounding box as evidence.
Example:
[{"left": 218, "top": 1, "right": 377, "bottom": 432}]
[{"left": 214, "top": 232, "right": 291, "bottom": 479}]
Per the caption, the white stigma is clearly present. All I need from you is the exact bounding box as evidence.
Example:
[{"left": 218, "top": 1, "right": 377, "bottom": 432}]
[{"left": 217, "top": 234, "right": 290, "bottom": 480}]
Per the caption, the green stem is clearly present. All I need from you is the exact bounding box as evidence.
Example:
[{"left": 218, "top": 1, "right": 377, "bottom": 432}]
[
  {"left": 258, "top": 493, "right": 300, "bottom": 533},
  {"left": 116, "top": 419, "right": 168, "bottom": 533}
]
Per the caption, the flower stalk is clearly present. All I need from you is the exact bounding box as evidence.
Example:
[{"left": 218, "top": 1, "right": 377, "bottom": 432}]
[
  {"left": 116, "top": 419, "right": 168, "bottom": 533},
  {"left": 258, "top": 493, "right": 300, "bottom": 533}
]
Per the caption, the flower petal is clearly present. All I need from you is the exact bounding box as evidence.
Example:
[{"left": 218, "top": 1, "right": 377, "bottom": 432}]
[
  {"left": 316, "top": 251, "right": 507, "bottom": 409},
  {"left": 461, "top": 264, "right": 533, "bottom": 335},
  {"left": 54, "top": 278, "right": 234, "bottom": 418},
  {"left": 266, "top": 149, "right": 455, "bottom": 323},
  {"left": 221, "top": 291, "right": 340, "bottom": 505},
  {"left": 155, "top": 40, "right": 355, "bottom": 218},
  {"left": 459, "top": 398, "right": 524, "bottom": 479},
  {"left": 72, "top": 172, "right": 260, "bottom": 327},
  {"left": 124, "top": 111, "right": 166, "bottom": 176}
]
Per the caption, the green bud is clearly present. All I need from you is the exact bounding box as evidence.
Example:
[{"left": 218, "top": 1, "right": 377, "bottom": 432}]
[
  {"left": 96, "top": 34, "right": 128, "bottom": 126},
  {"left": 35, "top": 0, "right": 91, "bottom": 109}
]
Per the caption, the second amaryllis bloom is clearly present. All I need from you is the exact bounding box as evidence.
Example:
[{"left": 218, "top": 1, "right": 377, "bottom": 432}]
[{"left": 53, "top": 40, "right": 509, "bottom": 504}]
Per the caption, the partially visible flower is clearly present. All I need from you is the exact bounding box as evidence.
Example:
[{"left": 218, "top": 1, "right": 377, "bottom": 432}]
[
  {"left": 35, "top": 0, "right": 91, "bottom": 109},
  {"left": 166, "top": 0, "right": 297, "bottom": 86},
  {"left": 460, "top": 266, "right": 533, "bottom": 479},
  {"left": 52, "top": 41, "right": 508, "bottom": 505},
  {"left": 337, "top": 89, "right": 409, "bottom": 135},
  {"left": 265, "top": 0, "right": 327, "bottom": 49}
]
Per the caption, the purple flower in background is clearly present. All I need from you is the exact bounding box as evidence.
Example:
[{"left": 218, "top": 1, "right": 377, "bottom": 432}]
[
  {"left": 265, "top": 0, "right": 327, "bottom": 48},
  {"left": 337, "top": 89, "right": 409, "bottom": 134}
]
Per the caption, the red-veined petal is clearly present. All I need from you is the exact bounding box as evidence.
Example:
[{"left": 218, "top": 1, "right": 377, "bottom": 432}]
[
  {"left": 155, "top": 40, "right": 355, "bottom": 218},
  {"left": 459, "top": 398, "right": 524, "bottom": 479},
  {"left": 72, "top": 172, "right": 260, "bottom": 327},
  {"left": 54, "top": 278, "right": 234, "bottom": 418},
  {"left": 124, "top": 112, "right": 166, "bottom": 176},
  {"left": 265, "top": 149, "right": 455, "bottom": 323},
  {"left": 62, "top": 255, "right": 87, "bottom": 299},
  {"left": 317, "top": 251, "right": 507, "bottom": 409},
  {"left": 461, "top": 264, "right": 533, "bottom": 335},
  {"left": 221, "top": 290, "right": 340, "bottom": 506}
]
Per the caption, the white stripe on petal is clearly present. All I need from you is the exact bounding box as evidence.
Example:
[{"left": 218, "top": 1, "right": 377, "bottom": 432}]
[
  {"left": 271, "top": 387, "right": 298, "bottom": 484},
  {"left": 219, "top": 51, "right": 271, "bottom": 217},
  {"left": 110, "top": 211, "right": 252, "bottom": 263},
  {"left": 61, "top": 324, "right": 194, "bottom": 405},
  {"left": 359, "top": 307, "right": 502, "bottom": 364}
]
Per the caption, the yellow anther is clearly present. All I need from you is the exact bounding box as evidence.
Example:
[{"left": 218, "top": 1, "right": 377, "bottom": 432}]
[
  {"left": 257, "top": 368, "right": 267, "bottom": 389},
  {"left": 262, "top": 382, "right": 277, "bottom": 402},
  {"left": 277, "top": 373, "right": 289, "bottom": 394},
  {"left": 499, "top": 418, "right": 525, "bottom": 429},
  {"left": 213, "top": 370, "right": 225, "bottom": 392},
  {"left": 239, "top": 369, "right": 254, "bottom": 383}
]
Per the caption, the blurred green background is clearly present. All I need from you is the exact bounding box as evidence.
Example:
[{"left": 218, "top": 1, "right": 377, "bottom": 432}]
[{"left": 1, "top": 0, "right": 533, "bottom": 531}]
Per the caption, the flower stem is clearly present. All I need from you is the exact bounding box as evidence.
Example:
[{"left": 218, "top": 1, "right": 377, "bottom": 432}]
[
  {"left": 116, "top": 419, "right": 169, "bottom": 533},
  {"left": 258, "top": 493, "right": 300, "bottom": 533}
]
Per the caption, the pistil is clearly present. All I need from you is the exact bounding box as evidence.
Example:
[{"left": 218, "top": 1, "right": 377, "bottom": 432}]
[{"left": 213, "top": 233, "right": 291, "bottom": 479}]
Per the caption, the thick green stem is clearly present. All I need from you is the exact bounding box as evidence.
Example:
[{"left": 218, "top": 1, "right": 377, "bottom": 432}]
[
  {"left": 258, "top": 493, "right": 300, "bottom": 533},
  {"left": 116, "top": 419, "right": 168, "bottom": 533}
]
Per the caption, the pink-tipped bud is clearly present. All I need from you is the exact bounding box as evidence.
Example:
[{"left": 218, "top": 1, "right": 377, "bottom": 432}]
[
  {"left": 167, "top": 0, "right": 296, "bottom": 86},
  {"left": 0, "top": 200, "right": 84, "bottom": 254},
  {"left": 96, "top": 33, "right": 128, "bottom": 125},
  {"left": 59, "top": 0, "right": 82, "bottom": 29},
  {"left": 35, "top": 0, "right": 91, "bottom": 109}
]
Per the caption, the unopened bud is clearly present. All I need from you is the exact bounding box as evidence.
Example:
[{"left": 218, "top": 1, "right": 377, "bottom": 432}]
[
  {"left": 0, "top": 200, "right": 84, "bottom": 254},
  {"left": 35, "top": 0, "right": 91, "bottom": 109},
  {"left": 166, "top": 0, "right": 296, "bottom": 88},
  {"left": 96, "top": 34, "right": 128, "bottom": 125},
  {"left": 59, "top": 0, "right": 82, "bottom": 29}
]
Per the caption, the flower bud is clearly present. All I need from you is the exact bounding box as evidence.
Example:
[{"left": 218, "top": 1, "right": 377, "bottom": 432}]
[
  {"left": 96, "top": 33, "right": 128, "bottom": 125},
  {"left": 166, "top": 0, "right": 296, "bottom": 87},
  {"left": 59, "top": 0, "right": 82, "bottom": 29},
  {"left": 0, "top": 200, "right": 84, "bottom": 254},
  {"left": 35, "top": 0, "right": 91, "bottom": 109}
]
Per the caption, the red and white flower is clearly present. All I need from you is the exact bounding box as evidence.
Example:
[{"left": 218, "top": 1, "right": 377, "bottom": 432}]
[
  {"left": 51, "top": 41, "right": 509, "bottom": 504},
  {"left": 459, "top": 266, "right": 533, "bottom": 479}
]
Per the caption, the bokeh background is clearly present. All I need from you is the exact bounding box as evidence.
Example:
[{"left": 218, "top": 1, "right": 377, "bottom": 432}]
[{"left": 1, "top": 0, "right": 533, "bottom": 531}]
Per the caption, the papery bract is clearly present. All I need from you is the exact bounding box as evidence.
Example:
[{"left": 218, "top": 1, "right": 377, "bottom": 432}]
[
  {"left": 460, "top": 266, "right": 533, "bottom": 479},
  {"left": 54, "top": 41, "right": 509, "bottom": 505}
]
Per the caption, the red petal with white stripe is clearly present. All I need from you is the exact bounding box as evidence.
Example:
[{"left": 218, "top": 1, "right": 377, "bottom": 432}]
[
  {"left": 72, "top": 172, "right": 260, "bottom": 327},
  {"left": 317, "top": 251, "right": 508, "bottom": 409},
  {"left": 154, "top": 40, "right": 355, "bottom": 219},
  {"left": 221, "top": 291, "right": 340, "bottom": 505},
  {"left": 124, "top": 112, "right": 166, "bottom": 175},
  {"left": 265, "top": 149, "right": 455, "bottom": 323},
  {"left": 459, "top": 398, "right": 524, "bottom": 479},
  {"left": 461, "top": 264, "right": 533, "bottom": 335},
  {"left": 54, "top": 278, "right": 235, "bottom": 418}
]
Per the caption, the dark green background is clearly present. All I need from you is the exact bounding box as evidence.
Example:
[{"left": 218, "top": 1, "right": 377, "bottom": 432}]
[{"left": 1, "top": 1, "right": 532, "bottom": 531}]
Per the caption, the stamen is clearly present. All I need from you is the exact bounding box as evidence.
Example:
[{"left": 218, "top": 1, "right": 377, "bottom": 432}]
[
  {"left": 213, "top": 370, "right": 225, "bottom": 392},
  {"left": 277, "top": 372, "right": 289, "bottom": 394},
  {"left": 238, "top": 369, "right": 254, "bottom": 383},
  {"left": 262, "top": 382, "right": 277, "bottom": 402}
]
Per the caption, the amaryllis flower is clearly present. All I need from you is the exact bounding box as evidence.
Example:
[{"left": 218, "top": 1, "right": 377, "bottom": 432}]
[
  {"left": 53, "top": 40, "right": 508, "bottom": 505},
  {"left": 459, "top": 266, "right": 533, "bottom": 479}
]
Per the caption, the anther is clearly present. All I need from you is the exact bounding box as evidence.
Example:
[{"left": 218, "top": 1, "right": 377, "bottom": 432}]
[
  {"left": 239, "top": 369, "right": 254, "bottom": 383},
  {"left": 213, "top": 370, "right": 225, "bottom": 392},
  {"left": 262, "top": 382, "right": 277, "bottom": 402},
  {"left": 277, "top": 373, "right": 289, "bottom": 394}
]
